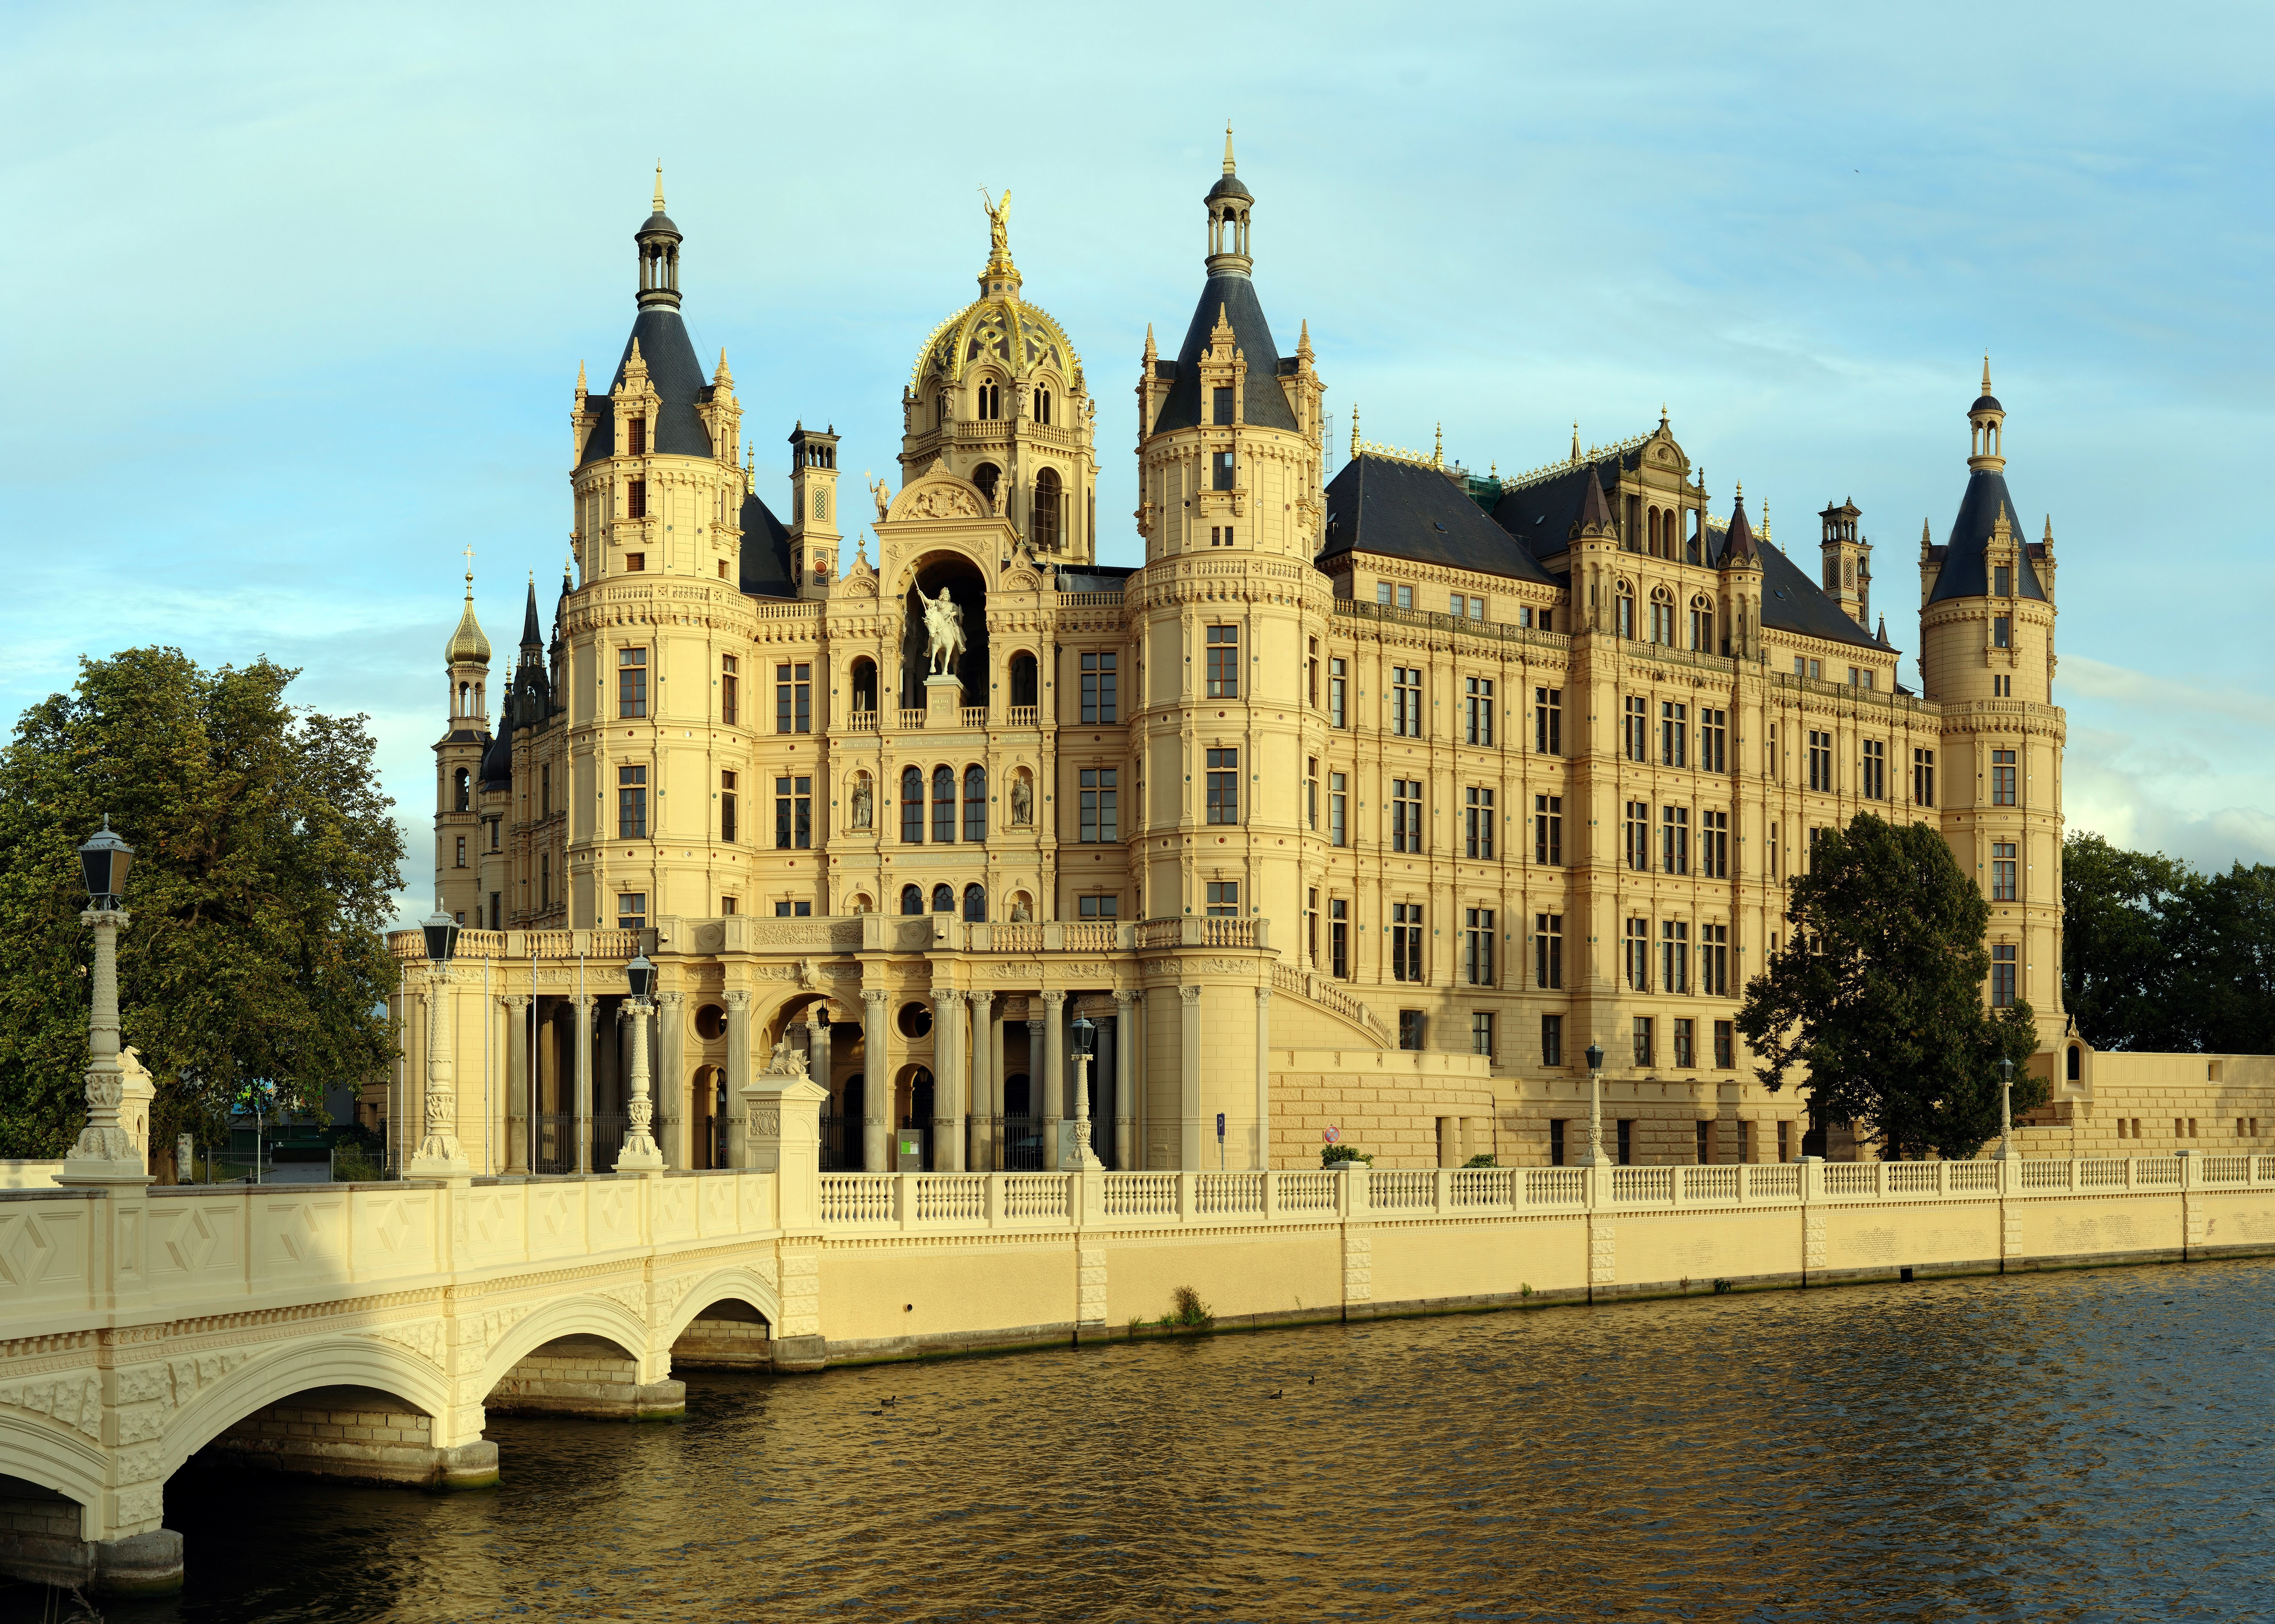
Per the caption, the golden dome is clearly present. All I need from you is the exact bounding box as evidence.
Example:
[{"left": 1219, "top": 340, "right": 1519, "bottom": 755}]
[
  {"left": 446, "top": 581, "right": 491, "bottom": 665},
  {"left": 909, "top": 293, "right": 1083, "bottom": 395}
]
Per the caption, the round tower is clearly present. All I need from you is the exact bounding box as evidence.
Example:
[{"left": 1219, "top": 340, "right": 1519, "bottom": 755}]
[
  {"left": 1918, "top": 362, "right": 2065, "bottom": 1047},
  {"left": 436, "top": 560, "right": 491, "bottom": 926}
]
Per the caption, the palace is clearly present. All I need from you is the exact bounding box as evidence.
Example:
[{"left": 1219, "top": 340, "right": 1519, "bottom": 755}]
[{"left": 409, "top": 142, "right": 2071, "bottom": 1178}]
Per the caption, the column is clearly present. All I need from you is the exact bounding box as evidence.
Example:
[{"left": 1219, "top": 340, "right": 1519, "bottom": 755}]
[
  {"left": 571, "top": 994, "right": 594, "bottom": 1174},
  {"left": 1040, "top": 990, "right": 1066, "bottom": 1170},
  {"left": 724, "top": 989, "right": 752, "bottom": 1170},
  {"left": 656, "top": 990, "right": 686, "bottom": 1168},
  {"left": 1179, "top": 985, "right": 1203, "bottom": 1169},
  {"left": 502, "top": 994, "right": 531, "bottom": 1174},
  {"left": 1255, "top": 986, "right": 1272, "bottom": 1171},
  {"left": 1025, "top": 1005, "right": 1045, "bottom": 1159},
  {"left": 967, "top": 993, "right": 994, "bottom": 1172},
  {"left": 862, "top": 987, "right": 890, "bottom": 1173},
  {"left": 1114, "top": 989, "right": 1138, "bottom": 1172},
  {"left": 989, "top": 999, "right": 1008, "bottom": 1169},
  {"left": 807, "top": 1005, "right": 832, "bottom": 1169},
  {"left": 932, "top": 986, "right": 963, "bottom": 1172}
]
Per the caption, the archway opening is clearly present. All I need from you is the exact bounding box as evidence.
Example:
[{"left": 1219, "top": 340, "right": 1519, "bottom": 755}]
[
  {"left": 900, "top": 552, "right": 989, "bottom": 707},
  {"left": 489, "top": 1334, "right": 677, "bottom": 1422},
  {"left": 671, "top": 1298, "right": 774, "bottom": 1371},
  {"left": 1008, "top": 650, "right": 1038, "bottom": 709}
]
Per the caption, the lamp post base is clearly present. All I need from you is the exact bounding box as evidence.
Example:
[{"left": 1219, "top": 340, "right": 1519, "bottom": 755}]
[{"left": 615, "top": 1136, "right": 665, "bottom": 1175}]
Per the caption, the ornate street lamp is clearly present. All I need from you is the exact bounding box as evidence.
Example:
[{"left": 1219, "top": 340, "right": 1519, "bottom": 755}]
[
  {"left": 1995, "top": 1056, "right": 2017, "bottom": 1161},
  {"left": 59, "top": 818, "right": 148, "bottom": 1183},
  {"left": 1068, "top": 1013, "right": 1103, "bottom": 1170},
  {"left": 406, "top": 906, "right": 472, "bottom": 1178},
  {"left": 616, "top": 951, "right": 665, "bottom": 1172},
  {"left": 1576, "top": 1040, "right": 1607, "bottom": 1168}
]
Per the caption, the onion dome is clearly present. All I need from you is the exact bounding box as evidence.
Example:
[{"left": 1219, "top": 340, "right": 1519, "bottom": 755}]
[
  {"left": 446, "top": 572, "right": 490, "bottom": 664},
  {"left": 907, "top": 198, "right": 1083, "bottom": 397}
]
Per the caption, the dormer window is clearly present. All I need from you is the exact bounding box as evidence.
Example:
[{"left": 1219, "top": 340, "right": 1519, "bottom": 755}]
[
  {"left": 628, "top": 417, "right": 647, "bottom": 456},
  {"left": 1212, "top": 387, "right": 1234, "bottom": 426},
  {"left": 1994, "top": 565, "right": 2012, "bottom": 597}
]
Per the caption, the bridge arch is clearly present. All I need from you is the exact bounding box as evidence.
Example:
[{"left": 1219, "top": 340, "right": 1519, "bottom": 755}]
[
  {"left": 0, "top": 1410, "right": 108, "bottom": 1539},
  {"left": 659, "top": 1265, "right": 783, "bottom": 1346},
  {"left": 479, "top": 1292, "right": 651, "bottom": 1395},
  {"left": 160, "top": 1336, "right": 453, "bottom": 1480}
]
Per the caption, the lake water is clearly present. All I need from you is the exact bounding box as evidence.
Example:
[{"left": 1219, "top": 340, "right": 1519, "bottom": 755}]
[{"left": 28, "top": 1258, "right": 2275, "bottom": 1622}]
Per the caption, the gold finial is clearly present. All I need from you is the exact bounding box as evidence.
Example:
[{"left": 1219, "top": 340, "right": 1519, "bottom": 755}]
[
  {"left": 653, "top": 165, "right": 665, "bottom": 213},
  {"left": 1350, "top": 404, "right": 1360, "bottom": 459},
  {"left": 1659, "top": 403, "right": 1670, "bottom": 431},
  {"left": 980, "top": 187, "right": 1013, "bottom": 269},
  {"left": 462, "top": 543, "right": 476, "bottom": 592},
  {"left": 1224, "top": 121, "right": 1237, "bottom": 174},
  {"left": 1433, "top": 422, "right": 1443, "bottom": 468},
  {"left": 1762, "top": 500, "right": 1771, "bottom": 542},
  {"left": 1735, "top": 480, "right": 1743, "bottom": 502}
]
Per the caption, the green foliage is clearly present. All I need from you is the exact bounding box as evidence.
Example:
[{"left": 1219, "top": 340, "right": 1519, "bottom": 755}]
[
  {"left": 1736, "top": 814, "right": 2042, "bottom": 1161},
  {"left": 0, "top": 649, "right": 403, "bottom": 1158},
  {"left": 1320, "top": 1143, "right": 1373, "bottom": 1167},
  {"left": 1160, "top": 1285, "right": 1212, "bottom": 1328},
  {"left": 1463, "top": 1153, "right": 1499, "bottom": 1168},
  {"left": 2063, "top": 831, "right": 2275, "bottom": 1054}
]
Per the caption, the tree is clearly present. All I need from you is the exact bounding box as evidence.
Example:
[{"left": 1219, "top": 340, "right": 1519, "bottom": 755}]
[
  {"left": 0, "top": 649, "right": 403, "bottom": 1160},
  {"left": 1737, "top": 814, "right": 2043, "bottom": 1160},
  {"left": 2061, "top": 831, "right": 2190, "bottom": 1051}
]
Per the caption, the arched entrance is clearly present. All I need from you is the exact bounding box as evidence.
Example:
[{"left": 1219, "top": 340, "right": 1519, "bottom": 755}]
[
  {"left": 899, "top": 552, "right": 988, "bottom": 708},
  {"left": 895, "top": 1065, "right": 936, "bottom": 1170}
]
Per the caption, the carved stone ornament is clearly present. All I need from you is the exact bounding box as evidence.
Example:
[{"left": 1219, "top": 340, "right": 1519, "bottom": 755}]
[
  {"left": 1009, "top": 773, "right": 1034, "bottom": 827},
  {"left": 895, "top": 483, "right": 983, "bottom": 523},
  {"left": 763, "top": 1037, "right": 810, "bottom": 1080}
]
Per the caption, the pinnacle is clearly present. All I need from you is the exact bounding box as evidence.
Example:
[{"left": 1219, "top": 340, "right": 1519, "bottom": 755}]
[{"left": 653, "top": 164, "right": 666, "bottom": 213}]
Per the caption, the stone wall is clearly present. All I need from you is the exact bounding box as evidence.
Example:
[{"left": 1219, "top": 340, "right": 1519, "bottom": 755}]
[
  {"left": 671, "top": 1304, "right": 774, "bottom": 1369},
  {"left": 2017, "top": 1051, "right": 2275, "bottom": 1158}
]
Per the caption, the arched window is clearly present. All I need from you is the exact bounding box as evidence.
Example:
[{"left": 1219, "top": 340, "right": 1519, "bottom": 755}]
[
  {"left": 962, "top": 883, "right": 987, "bottom": 922},
  {"left": 456, "top": 681, "right": 471, "bottom": 717},
  {"left": 849, "top": 893, "right": 873, "bottom": 915},
  {"left": 901, "top": 766, "right": 924, "bottom": 843},
  {"left": 1685, "top": 513, "right": 1701, "bottom": 565},
  {"left": 977, "top": 380, "right": 1002, "bottom": 420},
  {"left": 1008, "top": 651, "right": 1038, "bottom": 709},
  {"left": 1032, "top": 467, "right": 1062, "bottom": 551},
  {"left": 900, "top": 884, "right": 924, "bottom": 915},
  {"left": 964, "top": 765, "right": 988, "bottom": 841},
  {"left": 850, "top": 657, "right": 878, "bottom": 714},
  {"left": 453, "top": 768, "right": 470, "bottom": 811},
  {"left": 1650, "top": 587, "right": 1676, "bottom": 646},
  {"left": 933, "top": 765, "right": 957, "bottom": 842},
  {"left": 932, "top": 884, "right": 955, "bottom": 913},
  {"left": 1690, "top": 595, "right": 1715, "bottom": 653},
  {"left": 1615, "top": 583, "right": 1635, "bottom": 639},
  {"left": 937, "top": 393, "right": 950, "bottom": 428},
  {"left": 972, "top": 462, "right": 1001, "bottom": 509},
  {"left": 1034, "top": 386, "right": 1052, "bottom": 427},
  {"left": 1646, "top": 507, "right": 1661, "bottom": 557}
]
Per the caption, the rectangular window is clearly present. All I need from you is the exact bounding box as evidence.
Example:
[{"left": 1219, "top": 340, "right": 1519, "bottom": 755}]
[
  {"left": 1398, "top": 1010, "right": 1425, "bottom": 1051},
  {"left": 1626, "top": 917, "right": 1651, "bottom": 992},
  {"left": 1661, "top": 701, "right": 1688, "bottom": 767},
  {"left": 772, "top": 901, "right": 813, "bottom": 917},
  {"left": 775, "top": 663, "right": 812, "bottom": 733},
  {"left": 1079, "top": 768, "right": 1119, "bottom": 843},
  {"left": 618, "top": 764, "right": 648, "bottom": 838},
  {"left": 1993, "top": 616, "right": 2011, "bottom": 649},
  {"left": 1625, "top": 695, "right": 1648, "bottom": 762},
  {"left": 1392, "top": 903, "right": 1424, "bottom": 983},
  {"left": 1205, "top": 625, "right": 1240, "bottom": 698},
  {"left": 1542, "top": 1014, "right": 1564, "bottom": 1068},
  {"left": 1397, "top": 585, "right": 1413, "bottom": 610},
  {"left": 1768, "top": 723, "right": 1779, "bottom": 781},
  {"left": 624, "top": 552, "right": 646, "bottom": 572},
  {"left": 1632, "top": 1018, "right": 1654, "bottom": 1070},
  {"left": 1464, "top": 676, "right": 1493, "bottom": 745},
  {"left": 1701, "top": 810, "right": 1729, "bottom": 879},
  {"left": 1307, "top": 757, "right": 1319, "bottom": 832},
  {"left": 933, "top": 774, "right": 956, "bottom": 844},
  {"left": 1702, "top": 923, "right": 1729, "bottom": 997},
  {"left": 1662, "top": 920, "right": 1690, "bottom": 995},
  {"left": 1714, "top": 1019, "right": 1735, "bottom": 1069},
  {"left": 720, "top": 655, "right": 739, "bottom": 725},
  {"left": 964, "top": 775, "right": 986, "bottom": 842},
  {"left": 1992, "top": 943, "right": 2018, "bottom": 1007},
  {"left": 1464, "top": 786, "right": 1494, "bottom": 858},
  {"left": 1391, "top": 778, "right": 1423, "bottom": 853},
  {"left": 1808, "top": 730, "right": 1834, "bottom": 792},
  {"left": 1206, "top": 881, "right": 1240, "bottom": 917},
  {"left": 1464, "top": 908, "right": 1494, "bottom": 987},
  {"left": 720, "top": 896, "right": 737, "bottom": 916},
  {"left": 1081, "top": 652, "right": 1118, "bottom": 723},
  {"left": 1079, "top": 893, "right": 1121, "bottom": 919},
  {"left": 1994, "top": 564, "right": 2012, "bottom": 597},
  {"left": 1674, "top": 1017, "right": 1695, "bottom": 1069},
  {"left": 1471, "top": 1011, "right": 1495, "bottom": 1057},
  {"left": 1329, "top": 771, "right": 1347, "bottom": 847},
  {"left": 1450, "top": 592, "right": 1466, "bottom": 618},
  {"left": 1377, "top": 582, "right": 1393, "bottom": 605},
  {"left": 1770, "top": 820, "right": 1780, "bottom": 879},
  {"left": 617, "top": 892, "right": 647, "bottom": 932},
  {"left": 1535, "top": 795, "right": 1563, "bottom": 865},
  {"left": 1992, "top": 840, "right": 2018, "bottom": 901},
  {"left": 454, "top": 835, "right": 466, "bottom": 868},
  {"left": 1329, "top": 658, "right": 1347, "bottom": 728},
  {"left": 1331, "top": 897, "right": 1349, "bottom": 979},
  {"left": 1392, "top": 667, "right": 1423, "bottom": 736},
  {"left": 628, "top": 417, "right": 646, "bottom": 457},
  {"left": 1862, "top": 739, "right": 1886, "bottom": 801},
  {"left": 721, "top": 769, "right": 738, "bottom": 844},
  {"left": 626, "top": 478, "right": 647, "bottom": 519},
  {"left": 1549, "top": 1117, "right": 1567, "bottom": 1165},
  {"left": 618, "top": 647, "right": 648, "bottom": 718},
  {"left": 1662, "top": 805, "right": 1690, "bottom": 875},
  {"left": 540, "top": 853, "right": 550, "bottom": 908},
  {"left": 1206, "top": 748, "right": 1240, "bottom": 825},
  {"left": 1307, "top": 887, "right": 1319, "bottom": 965},
  {"left": 1535, "top": 913, "right": 1562, "bottom": 990},
  {"left": 774, "top": 775, "right": 812, "bottom": 850},
  {"left": 1212, "top": 385, "right": 1234, "bottom": 426},
  {"left": 1625, "top": 801, "right": 1650, "bottom": 873},
  {"left": 901, "top": 774, "right": 923, "bottom": 844},
  {"left": 1308, "top": 641, "right": 1320, "bottom": 710},
  {"left": 541, "top": 763, "right": 551, "bottom": 818},
  {"left": 1535, "top": 687, "right": 1562, "bottom": 755},
  {"left": 1700, "top": 708, "right": 1726, "bottom": 774},
  {"left": 1992, "top": 749, "right": 2017, "bottom": 806}
]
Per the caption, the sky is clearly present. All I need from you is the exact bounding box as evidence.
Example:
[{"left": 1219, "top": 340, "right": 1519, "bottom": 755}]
[{"left": 2, "top": 0, "right": 2270, "bottom": 921}]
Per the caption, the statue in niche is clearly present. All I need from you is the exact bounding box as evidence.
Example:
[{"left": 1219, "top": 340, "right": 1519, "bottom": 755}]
[
  {"left": 1010, "top": 894, "right": 1033, "bottom": 923},
  {"left": 922, "top": 584, "right": 966, "bottom": 678},
  {"left": 850, "top": 772, "right": 874, "bottom": 831},
  {"left": 1009, "top": 772, "right": 1033, "bottom": 827}
]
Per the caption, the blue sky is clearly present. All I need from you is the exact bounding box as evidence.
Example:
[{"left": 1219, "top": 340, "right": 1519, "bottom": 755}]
[{"left": 3, "top": 1, "right": 2269, "bottom": 917}]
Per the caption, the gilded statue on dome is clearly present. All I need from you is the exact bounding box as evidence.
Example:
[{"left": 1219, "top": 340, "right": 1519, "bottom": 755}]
[{"left": 980, "top": 188, "right": 1010, "bottom": 256}]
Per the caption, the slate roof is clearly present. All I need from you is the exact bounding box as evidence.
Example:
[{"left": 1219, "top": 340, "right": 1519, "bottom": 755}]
[
  {"left": 738, "top": 489, "right": 795, "bottom": 598},
  {"left": 1055, "top": 564, "right": 1138, "bottom": 593},
  {"left": 1927, "top": 467, "right": 2048, "bottom": 605},
  {"left": 481, "top": 716, "right": 512, "bottom": 790},
  {"left": 1321, "top": 453, "right": 1561, "bottom": 586},
  {"left": 577, "top": 308, "right": 715, "bottom": 467},
  {"left": 518, "top": 580, "right": 543, "bottom": 649},
  {"left": 1151, "top": 274, "right": 1298, "bottom": 433},
  {"left": 1485, "top": 455, "right": 1632, "bottom": 565},
  {"left": 1757, "top": 541, "right": 1887, "bottom": 651}
]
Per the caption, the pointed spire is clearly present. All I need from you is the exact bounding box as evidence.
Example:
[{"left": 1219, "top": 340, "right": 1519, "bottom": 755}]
[
  {"left": 1143, "top": 322, "right": 1157, "bottom": 363},
  {"left": 1982, "top": 353, "right": 1992, "bottom": 396},
  {"left": 1570, "top": 423, "right": 1580, "bottom": 465},
  {"left": 1432, "top": 423, "right": 1444, "bottom": 468},
  {"left": 576, "top": 359, "right": 587, "bottom": 396},
  {"left": 521, "top": 576, "right": 543, "bottom": 649},
  {"left": 2042, "top": 514, "right": 2055, "bottom": 547},
  {"left": 1720, "top": 482, "right": 1760, "bottom": 568},
  {"left": 654, "top": 164, "right": 666, "bottom": 215},
  {"left": 714, "top": 347, "right": 732, "bottom": 387},
  {"left": 1224, "top": 121, "right": 1237, "bottom": 175},
  {"left": 1921, "top": 516, "right": 1933, "bottom": 557},
  {"left": 1297, "top": 318, "right": 1312, "bottom": 362},
  {"left": 1571, "top": 468, "right": 1615, "bottom": 540},
  {"left": 1876, "top": 612, "right": 1891, "bottom": 647},
  {"left": 1991, "top": 501, "right": 2014, "bottom": 542}
]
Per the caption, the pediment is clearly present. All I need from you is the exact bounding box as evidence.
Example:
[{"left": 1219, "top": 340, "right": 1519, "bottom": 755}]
[{"left": 888, "top": 468, "right": 989, "bottom": 524}]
